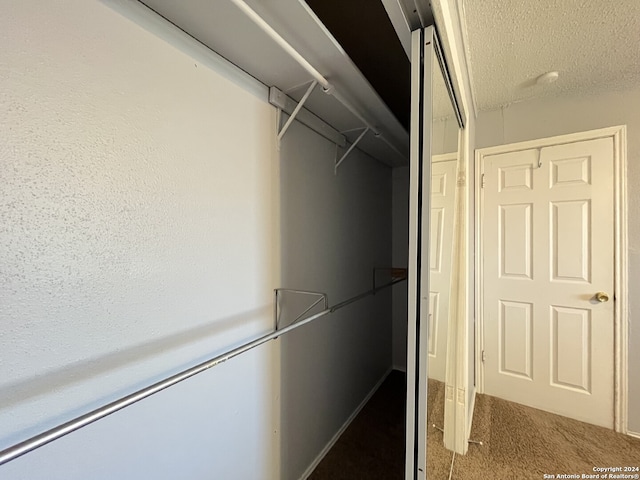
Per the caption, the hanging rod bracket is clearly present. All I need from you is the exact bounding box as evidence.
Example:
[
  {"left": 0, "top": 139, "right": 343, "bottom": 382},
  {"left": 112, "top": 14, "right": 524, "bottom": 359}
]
[
  {"left": 321, "top": 84, "right": 335, "bottom": 94},
  {"left": 274, "top": 288, "right": 328, "bottom": 331},
  {"left": 335, "top": 127, "right": 369, "bottom": 174}
]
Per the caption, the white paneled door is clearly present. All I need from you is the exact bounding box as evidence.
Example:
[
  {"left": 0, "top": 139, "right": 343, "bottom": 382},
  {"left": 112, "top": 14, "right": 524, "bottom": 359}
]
[
  {"left": 482, "top": 137, "right": 615, "bottom": 428},
  {"left": 428, "top": 156, "right": 457, "bottom": 382}
]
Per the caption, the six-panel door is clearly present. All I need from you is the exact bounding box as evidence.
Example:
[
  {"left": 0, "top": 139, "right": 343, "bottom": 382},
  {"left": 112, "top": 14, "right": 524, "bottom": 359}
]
[{"left": 482, "top": 137, "right": 615, "bottom": 428}]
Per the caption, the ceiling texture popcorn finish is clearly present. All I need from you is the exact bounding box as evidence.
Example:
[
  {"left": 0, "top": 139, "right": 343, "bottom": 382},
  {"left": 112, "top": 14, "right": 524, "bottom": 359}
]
[{"left": 462, "top": 0, "right": 640, "bottom": 110}]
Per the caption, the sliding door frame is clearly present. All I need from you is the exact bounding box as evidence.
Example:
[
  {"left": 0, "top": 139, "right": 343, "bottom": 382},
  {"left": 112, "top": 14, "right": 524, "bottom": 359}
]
[
  {"left": 406, "top": 24, "right": 468, "bottom": 478},
  {"left": 405, "top": 26, "right": 432, "bottom": 480}
]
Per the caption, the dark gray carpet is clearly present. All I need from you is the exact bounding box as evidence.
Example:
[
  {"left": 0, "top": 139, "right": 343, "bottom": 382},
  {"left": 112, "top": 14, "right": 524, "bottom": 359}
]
[{"left": 308, "top": 371, "right": 450, "bottom": 479}]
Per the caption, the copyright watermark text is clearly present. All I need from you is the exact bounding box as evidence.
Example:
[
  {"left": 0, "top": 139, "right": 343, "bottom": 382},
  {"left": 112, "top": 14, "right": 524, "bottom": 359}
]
[{"left": 542, "top": 467, "right": 639, "bottom": 479}]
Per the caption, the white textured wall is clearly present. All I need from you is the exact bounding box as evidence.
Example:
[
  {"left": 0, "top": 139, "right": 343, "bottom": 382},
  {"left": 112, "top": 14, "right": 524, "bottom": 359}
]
[
  {"left": 279, "top": 121, "right": 393, "bottom": 480},
  {"left": 0, "top": 1, "right": 280, "bottom": 478},
  {"left": 476, "top": 86, "right": 640, "bottom": 433}
]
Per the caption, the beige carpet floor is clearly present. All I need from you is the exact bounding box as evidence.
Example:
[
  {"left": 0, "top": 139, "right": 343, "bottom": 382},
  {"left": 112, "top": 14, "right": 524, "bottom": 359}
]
[
  {"left": 309, "top": 371, "right": 640, "bottom": 479},
  {"left": 452, "top": 392, "right": 640, "bottom": 479}
]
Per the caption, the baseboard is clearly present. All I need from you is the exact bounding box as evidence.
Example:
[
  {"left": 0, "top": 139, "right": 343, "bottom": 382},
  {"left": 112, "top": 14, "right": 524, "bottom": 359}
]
[
  {"left": 628, "top": 430, "right": 640, "bottom": 440},
  {"left": 298, "top": 367, "right": 393, "bottom": 480}
]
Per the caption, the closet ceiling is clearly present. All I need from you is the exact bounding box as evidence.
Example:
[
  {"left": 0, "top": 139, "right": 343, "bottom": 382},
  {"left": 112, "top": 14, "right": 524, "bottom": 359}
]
[
  {"left": 462, "top": 0, "right": 640, "bottom": 110},
  {"left": 139, "top": 0, "right": 416, "bottom": 166}
]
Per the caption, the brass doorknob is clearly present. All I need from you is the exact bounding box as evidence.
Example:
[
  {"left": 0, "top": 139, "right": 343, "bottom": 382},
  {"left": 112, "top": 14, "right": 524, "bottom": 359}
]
[{"left": 595, "top": 292, "right": 610, "bottom": 303}]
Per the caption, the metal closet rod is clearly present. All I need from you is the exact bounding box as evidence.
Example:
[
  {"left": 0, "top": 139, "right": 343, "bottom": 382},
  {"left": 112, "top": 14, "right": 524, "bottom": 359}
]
[
  {"left": 227, "top": 0, "right": 406, "bottom": 160},
  {"left": 0, "top": 275, "right": 406, "bottom": 467}
]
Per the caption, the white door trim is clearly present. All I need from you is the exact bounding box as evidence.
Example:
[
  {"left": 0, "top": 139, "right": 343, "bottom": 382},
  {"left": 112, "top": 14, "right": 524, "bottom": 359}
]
[
  {"left": 433, "top": 151, "right": 457, "bottom": 163},
  {"left": 474, "top": 125, "right": 628, "bottom": 433}
]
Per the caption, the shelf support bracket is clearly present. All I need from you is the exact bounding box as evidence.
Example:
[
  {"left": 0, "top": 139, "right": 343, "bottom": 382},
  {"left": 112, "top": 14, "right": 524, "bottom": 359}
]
[
  {"left": 277, "top": 80, "right": 318, "bottom": 142},
  {"left": 335, "top": 127, "right": 369, "bottom": 174},
  {"left": 274, "top": 288, "right": 328, "bottom": 332}
]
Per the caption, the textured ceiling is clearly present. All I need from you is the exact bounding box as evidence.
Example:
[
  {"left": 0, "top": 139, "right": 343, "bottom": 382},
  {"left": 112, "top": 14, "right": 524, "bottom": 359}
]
[{"left": 463, "top": 0, "right": 640, "bottom": 110}]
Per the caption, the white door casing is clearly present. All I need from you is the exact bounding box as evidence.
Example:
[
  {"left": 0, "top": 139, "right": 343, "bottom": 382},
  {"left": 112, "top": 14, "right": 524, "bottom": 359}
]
[
  {"left": 481, "top": 136, "right": 616, "bottom": 428},
  {"left": 428, "top": 156, "right": 457, "bottom": 382}
]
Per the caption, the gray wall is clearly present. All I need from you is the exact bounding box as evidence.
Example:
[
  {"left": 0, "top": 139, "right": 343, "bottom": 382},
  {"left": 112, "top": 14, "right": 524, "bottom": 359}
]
[
  {"left": 392, "top": 167, "right": 410, "bottom": 371},
  {"left": 279, "top": 120, "right": 393, "bottom": 479},
  {"left": 475, "top": 86, "right": 640, "bottom": 433}
]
